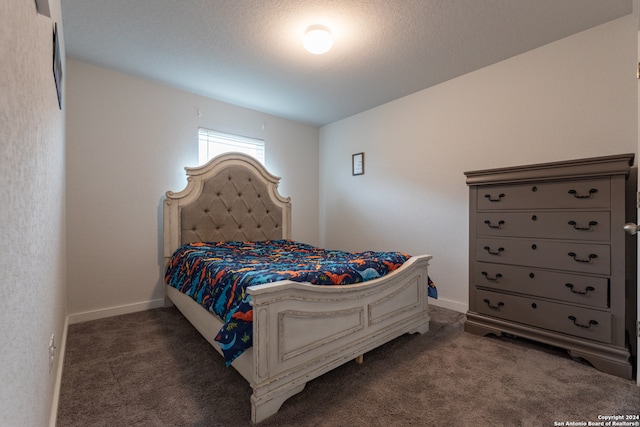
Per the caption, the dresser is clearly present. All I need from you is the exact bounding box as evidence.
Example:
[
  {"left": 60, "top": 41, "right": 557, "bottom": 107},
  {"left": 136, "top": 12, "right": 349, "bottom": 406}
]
[{"left": 465, "top": 154, "right": 636, "bottom": 379}]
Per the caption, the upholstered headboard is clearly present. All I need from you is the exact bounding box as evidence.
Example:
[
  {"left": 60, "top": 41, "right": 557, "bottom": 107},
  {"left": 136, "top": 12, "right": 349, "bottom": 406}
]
[{"left": 163, "top": 153, "right": 291, "bottom": 262}]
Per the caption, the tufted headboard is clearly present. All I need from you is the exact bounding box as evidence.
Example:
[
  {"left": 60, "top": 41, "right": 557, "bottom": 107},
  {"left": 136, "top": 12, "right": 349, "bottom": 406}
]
[{"left": 163, "top": 153, "right": 291, "bottom": 262}]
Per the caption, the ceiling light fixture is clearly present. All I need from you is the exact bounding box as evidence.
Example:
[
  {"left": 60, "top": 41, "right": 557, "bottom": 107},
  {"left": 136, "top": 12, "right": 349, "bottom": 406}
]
[{"left": 303, "top": 25, "right": 333, "bottom": 54}]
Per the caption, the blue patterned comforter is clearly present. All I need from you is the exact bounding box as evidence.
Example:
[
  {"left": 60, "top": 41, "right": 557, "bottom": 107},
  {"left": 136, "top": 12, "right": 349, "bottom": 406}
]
[{"left": 165, "top": 240, "right": 436, "bottom": 364}]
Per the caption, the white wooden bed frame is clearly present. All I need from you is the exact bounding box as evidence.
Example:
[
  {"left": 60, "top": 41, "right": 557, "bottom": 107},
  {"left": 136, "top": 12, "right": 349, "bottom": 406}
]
[{"left": 163, "top": 153, "right": 432, "bottom": 423}]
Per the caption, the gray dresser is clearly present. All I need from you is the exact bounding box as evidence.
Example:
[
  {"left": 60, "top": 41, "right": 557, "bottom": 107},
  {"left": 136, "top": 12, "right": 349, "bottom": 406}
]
[{"left": 465, "top": 154, "right": 636, "bottom": 379}]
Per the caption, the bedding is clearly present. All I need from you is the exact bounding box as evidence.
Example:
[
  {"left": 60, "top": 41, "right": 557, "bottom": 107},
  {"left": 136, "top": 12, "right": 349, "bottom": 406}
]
[{"left": 165, "top": 239, "right": 437, "bottom": 364}]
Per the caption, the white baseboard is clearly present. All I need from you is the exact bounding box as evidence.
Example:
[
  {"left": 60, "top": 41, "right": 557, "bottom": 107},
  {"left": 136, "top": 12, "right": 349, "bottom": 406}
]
[
  {"left": 49, "top": 299, "right": 165, "bottom": 425},
  {"left": 429, "top": 297, "right": 468, "bottom": 314},
  {"left": 68, "top": 298, "right": 166, "bottom": 325},
  {"left": 49, "top": 315, "right": 68, "bottom": 427}
]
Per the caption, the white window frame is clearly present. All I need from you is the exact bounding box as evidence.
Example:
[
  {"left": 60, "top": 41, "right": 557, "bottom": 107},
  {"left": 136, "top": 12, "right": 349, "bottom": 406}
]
[{"left": 198, "top": 128, "right": 265, "bottom": 165}]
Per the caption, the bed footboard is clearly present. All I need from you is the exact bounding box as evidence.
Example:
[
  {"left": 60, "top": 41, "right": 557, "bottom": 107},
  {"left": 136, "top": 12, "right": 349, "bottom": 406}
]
[{"left": 247, "top": 254, "right": 432, "bottom": 423}]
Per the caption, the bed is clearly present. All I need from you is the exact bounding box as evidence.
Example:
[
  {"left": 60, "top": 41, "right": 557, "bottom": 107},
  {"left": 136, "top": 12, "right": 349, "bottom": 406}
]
[{"left": 163, "top": 153, "right": 434, "bottom": 423}]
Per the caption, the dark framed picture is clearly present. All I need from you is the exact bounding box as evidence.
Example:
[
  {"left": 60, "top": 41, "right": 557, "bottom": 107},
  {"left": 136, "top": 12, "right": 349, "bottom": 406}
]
[
  {"left": 352, "top": 152, "right": 364, "bottom": 176},
  {"left": 53, "top": 23, "right": 62, "bottom": 109}
]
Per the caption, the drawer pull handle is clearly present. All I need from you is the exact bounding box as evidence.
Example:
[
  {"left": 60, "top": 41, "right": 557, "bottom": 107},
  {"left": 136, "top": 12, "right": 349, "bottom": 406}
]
[
  {"left": 484, "top": 193, "right": 505, "bottom": 202},
  {"left": 565, "top": 283, "right": 595, "bottom": 295},
  {"left": 567, "top": 188, "right": 598, "bottom": 199},
  {"left": 568, "top": 220, "right": 598, "bottom": 231},
  {"left": 481, "top": 271, "right": 503, "bottom": 281},
  {"left": 483, "top": 246, "right": 504, "bottom": 255},
  {"left": 568, "top": 316, "right": 598, "bottom": 329},
  {"left": 483, "top": 299, "right": 504, "bottom": 310},
  {"left": 567, "top": 252, "right": 597, "bottom": 263},
  {"left": 484, "top": 220, "right": 505, "bottom": 229}
]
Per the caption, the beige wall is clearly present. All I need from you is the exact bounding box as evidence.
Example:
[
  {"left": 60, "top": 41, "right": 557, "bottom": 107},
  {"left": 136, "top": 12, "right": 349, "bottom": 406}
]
[
  {"left": 65, "top": 61, "right": 319, "bottom": 321},
  {"left": 0, "top": 1, "right": 67, "bottom": 425},
  {"left": 319, "top": 16, "right": 638, "bottom": 312}
]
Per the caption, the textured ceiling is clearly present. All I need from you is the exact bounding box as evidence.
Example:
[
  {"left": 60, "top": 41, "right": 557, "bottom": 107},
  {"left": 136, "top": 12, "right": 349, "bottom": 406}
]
[{"left": 60, "top": 0, "right": 632, "bottom": 126}]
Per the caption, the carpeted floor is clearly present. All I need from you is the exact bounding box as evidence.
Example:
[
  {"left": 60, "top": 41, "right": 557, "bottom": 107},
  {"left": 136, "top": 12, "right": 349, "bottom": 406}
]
[{"left": 57, "top": 306, "right": 639, "bottom": 427}]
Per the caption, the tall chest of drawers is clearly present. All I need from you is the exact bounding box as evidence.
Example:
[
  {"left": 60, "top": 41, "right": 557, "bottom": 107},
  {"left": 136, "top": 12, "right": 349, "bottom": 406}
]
[{"left": 465, "top": 154, "right": 636, "bottom": 379}]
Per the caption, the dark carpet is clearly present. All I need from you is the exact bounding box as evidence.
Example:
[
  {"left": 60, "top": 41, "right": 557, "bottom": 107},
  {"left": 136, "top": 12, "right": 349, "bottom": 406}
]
[{"left": 57, "top": 306, "right": 639, "bottom": 426}]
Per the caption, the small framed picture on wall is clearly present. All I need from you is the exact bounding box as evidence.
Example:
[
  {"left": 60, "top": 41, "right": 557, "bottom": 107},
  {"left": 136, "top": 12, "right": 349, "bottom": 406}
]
[
  {"left": 352, "top": 152, "right": 364, "bottom": 176},
  {"left": 53, "top": 23, "right": 63, "bottom": 109}
]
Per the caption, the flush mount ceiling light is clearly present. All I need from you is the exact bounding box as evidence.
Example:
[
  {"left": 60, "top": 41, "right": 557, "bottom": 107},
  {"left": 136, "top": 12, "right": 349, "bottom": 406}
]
[{"left": 303, "top": 25, "right": 333, "bottom": 54}]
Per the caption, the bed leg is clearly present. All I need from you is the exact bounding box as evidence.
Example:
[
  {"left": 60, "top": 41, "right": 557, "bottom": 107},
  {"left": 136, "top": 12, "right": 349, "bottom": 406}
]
[
  {"left": 251, "top": 383, "right": 306, "bottom": 424},
  {"left": 355, "top": 354, "right": 364, "bottom": 364},
  {"left": 408, "top": 318, "right": 430, "bottom": 335}
]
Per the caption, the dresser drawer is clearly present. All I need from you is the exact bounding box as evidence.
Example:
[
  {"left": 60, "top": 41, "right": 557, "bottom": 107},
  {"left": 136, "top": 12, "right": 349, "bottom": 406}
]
[
  {"left": 473, "top": 262, "right": 609, "bottom": 308},
  {"left": 475, "top": 289, "right": 612, "bottom": 343},
  {"left": 476, "top": 211, "right": 610, "bottom": 241},
  {"left": 476, "top": 238, "right": 610, "bottom": 275},
  {"left": 476, "top": 178, "right": 610, "bottom": 210}
]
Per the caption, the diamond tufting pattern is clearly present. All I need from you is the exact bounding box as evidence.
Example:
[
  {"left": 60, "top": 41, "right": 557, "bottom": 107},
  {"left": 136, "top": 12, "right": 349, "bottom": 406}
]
[{"left": 180, "top": 165, "right": 282, "bottom": 243}]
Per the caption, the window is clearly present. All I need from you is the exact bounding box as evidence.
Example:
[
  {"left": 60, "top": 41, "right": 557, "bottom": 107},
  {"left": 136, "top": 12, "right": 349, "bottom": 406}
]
[{"left": 198, "top": 128, "right": 265, "bottom": 165}]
